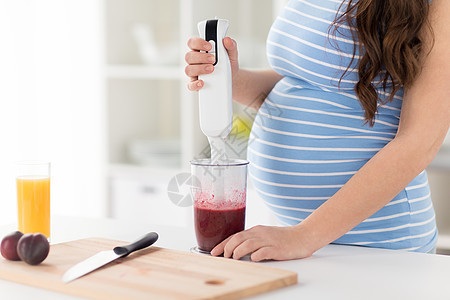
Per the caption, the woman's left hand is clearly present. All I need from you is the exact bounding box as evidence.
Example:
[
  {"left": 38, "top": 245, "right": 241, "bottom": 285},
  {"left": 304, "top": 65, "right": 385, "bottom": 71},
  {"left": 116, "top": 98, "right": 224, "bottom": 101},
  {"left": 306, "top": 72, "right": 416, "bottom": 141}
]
[{"left": 210, "top": 225, "right": 315, "bottom": 261}]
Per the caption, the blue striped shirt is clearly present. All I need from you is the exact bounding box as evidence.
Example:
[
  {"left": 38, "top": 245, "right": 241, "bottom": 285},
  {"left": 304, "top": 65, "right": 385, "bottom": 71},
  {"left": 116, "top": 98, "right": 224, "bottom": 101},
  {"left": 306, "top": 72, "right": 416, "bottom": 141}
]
[{"left": 247, "top": 0, "right": 437, "bottom": 252}]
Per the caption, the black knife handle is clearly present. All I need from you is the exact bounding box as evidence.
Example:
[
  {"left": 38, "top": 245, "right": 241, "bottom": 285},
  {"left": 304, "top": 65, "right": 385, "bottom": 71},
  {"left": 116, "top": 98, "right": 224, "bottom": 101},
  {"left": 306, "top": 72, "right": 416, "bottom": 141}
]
[{"left": 113, "top": 232, "right": 159, "bottom": 257}]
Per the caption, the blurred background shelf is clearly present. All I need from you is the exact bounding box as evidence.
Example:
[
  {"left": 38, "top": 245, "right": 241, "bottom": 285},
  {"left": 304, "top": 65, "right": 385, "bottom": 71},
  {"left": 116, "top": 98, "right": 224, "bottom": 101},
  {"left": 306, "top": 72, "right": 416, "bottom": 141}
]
[
  {"left": 437, "top": 234, "right": 450, "bottom": 251},
  {"left": 107, "top": 65, "right": 183, "bottom": 79},
  {"left": 427, "top": 148, "right": 450, "bottom": 252}
]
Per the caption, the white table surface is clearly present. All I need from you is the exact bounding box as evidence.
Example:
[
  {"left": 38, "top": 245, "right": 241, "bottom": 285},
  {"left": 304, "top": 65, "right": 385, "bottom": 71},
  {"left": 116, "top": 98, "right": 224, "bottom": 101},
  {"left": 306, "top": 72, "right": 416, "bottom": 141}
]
[{"left": 1, "top": 215, "right": 450, "bottom": 300}]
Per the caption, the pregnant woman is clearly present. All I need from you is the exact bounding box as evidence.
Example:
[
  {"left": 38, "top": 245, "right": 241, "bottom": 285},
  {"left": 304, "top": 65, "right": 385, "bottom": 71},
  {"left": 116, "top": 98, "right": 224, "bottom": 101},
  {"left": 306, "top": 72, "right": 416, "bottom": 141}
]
[{"left": 185, "top": 0, "right": 450, "bottom": 260}]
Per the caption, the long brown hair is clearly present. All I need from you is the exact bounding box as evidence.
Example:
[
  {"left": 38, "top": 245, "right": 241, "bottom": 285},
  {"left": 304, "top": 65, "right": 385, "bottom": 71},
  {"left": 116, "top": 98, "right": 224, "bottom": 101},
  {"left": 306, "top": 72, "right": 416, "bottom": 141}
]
[{"left": 331, "top": 0, "right": 433, "bottom": 126}]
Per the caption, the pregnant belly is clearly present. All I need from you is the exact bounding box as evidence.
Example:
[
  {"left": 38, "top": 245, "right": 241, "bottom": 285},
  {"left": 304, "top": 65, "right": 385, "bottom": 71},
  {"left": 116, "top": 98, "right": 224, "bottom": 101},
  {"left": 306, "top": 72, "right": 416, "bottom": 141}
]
[
  {"left": 247, "top": 80, "right": 399, "bottom": 214},
  {"left": 246, "top": 81, "right": 437, "bottom": 251}
]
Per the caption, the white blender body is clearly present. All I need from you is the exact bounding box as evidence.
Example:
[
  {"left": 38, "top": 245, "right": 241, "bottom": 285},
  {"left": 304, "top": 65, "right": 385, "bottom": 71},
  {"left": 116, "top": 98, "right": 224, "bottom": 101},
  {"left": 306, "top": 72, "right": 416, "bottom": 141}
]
[
  {"left": 197, "top": 19, "right": 233, "bottom": 140},
  {"left": 197, "top": 18, "right": 233, "bottom": 203}
]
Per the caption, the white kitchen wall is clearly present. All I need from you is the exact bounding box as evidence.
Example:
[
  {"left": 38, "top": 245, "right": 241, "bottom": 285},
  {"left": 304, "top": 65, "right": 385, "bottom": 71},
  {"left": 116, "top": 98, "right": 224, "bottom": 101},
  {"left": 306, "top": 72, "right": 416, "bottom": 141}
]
[{"left": 0, "top": 0, "right": 103, "bottom": 225}]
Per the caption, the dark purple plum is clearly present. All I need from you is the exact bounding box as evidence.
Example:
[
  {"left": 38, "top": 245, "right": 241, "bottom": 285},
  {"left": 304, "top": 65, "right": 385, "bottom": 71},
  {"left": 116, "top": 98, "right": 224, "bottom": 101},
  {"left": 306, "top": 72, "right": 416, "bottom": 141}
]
[
  {"left": 17, "top": 233, "right": 50, "bottom": 265},
  {"left": 1, "top": 231, "right": 24, "bottom": 261}
]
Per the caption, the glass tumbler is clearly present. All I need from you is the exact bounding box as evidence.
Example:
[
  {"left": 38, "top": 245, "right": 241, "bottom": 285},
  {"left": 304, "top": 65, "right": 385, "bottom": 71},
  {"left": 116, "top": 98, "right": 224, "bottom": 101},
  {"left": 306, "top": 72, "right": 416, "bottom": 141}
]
[
  {"left": 190, "top": 159, "right": 249, "bottom": 253},
  {"left": 16, "top": 161, "right": 51, "bottom": 239}
]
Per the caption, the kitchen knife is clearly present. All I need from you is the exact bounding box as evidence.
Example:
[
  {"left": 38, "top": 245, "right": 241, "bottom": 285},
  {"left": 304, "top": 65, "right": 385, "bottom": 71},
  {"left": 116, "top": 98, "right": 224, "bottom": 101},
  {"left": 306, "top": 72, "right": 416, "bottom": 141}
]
[{"left": 62, "top": 232, "right": 158, "bottom": 283}]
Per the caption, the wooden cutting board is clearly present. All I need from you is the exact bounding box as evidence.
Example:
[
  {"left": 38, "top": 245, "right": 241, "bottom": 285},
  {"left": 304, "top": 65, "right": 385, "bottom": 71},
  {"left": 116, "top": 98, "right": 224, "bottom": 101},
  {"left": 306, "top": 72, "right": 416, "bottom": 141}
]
[{"left": 0, "top": 238, "right": 297, "bottom": 300}]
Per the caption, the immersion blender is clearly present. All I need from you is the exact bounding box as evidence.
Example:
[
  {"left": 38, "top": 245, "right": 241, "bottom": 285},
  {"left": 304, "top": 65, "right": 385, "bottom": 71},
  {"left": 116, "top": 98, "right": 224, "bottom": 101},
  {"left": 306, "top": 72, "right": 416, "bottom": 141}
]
[
  {"left": 197, "top": 18, "right": 233, "bottom": 201},
  {"left": 198, "top": 18, "right": 233, "bottom": 161}
]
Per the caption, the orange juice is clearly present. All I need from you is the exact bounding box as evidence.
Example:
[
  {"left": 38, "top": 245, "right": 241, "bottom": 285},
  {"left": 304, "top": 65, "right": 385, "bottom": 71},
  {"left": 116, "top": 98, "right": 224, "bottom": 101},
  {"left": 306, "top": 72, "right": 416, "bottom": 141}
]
[{"left": 17, "top": 176, "right": 50, "bottom": 238}]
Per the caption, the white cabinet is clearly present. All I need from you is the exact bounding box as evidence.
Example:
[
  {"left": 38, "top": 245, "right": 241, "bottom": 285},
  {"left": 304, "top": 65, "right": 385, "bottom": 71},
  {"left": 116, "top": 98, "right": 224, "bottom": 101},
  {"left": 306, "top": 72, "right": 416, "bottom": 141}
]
[
  {"left": 427, "top": 148, "right": 450, "bottom": 252},
  {"left": 109, "top": 165, "right": 190, "bottom": 227}
]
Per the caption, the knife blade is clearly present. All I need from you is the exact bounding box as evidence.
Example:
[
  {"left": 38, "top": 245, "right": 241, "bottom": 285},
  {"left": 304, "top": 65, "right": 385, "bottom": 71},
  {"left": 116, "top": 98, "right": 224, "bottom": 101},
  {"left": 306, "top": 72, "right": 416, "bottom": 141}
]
[{"left": 62, "top": 232, "right": 158, "bottom": 283}]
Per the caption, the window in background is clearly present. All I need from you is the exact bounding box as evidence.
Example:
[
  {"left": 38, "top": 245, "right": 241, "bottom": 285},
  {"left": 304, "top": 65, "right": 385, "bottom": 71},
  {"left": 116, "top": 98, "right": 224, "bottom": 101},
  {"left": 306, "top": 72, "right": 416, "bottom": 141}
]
[{"left": 0, "top": 0, "right": 104, "bottom": 225}]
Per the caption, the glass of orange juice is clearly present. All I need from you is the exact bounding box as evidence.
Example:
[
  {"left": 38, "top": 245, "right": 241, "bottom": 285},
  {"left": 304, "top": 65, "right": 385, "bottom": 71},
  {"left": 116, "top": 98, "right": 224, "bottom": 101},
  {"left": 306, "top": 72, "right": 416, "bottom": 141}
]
[{"left": 16, "top": 161, "right": 50, "bottom": 239}]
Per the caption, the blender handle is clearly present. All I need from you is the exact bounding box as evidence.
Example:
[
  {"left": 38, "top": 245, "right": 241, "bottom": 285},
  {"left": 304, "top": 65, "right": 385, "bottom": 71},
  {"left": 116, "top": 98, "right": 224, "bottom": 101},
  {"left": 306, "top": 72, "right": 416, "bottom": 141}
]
[{"left": 197, "top": 18, "right": 233, "bottom": 139}]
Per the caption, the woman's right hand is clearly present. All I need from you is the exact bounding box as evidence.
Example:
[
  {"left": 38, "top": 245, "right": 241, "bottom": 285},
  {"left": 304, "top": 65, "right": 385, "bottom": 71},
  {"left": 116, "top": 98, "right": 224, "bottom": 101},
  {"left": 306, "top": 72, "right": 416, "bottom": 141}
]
[{"left": 185, "top": 36, "right": 239, "bottom": 91}]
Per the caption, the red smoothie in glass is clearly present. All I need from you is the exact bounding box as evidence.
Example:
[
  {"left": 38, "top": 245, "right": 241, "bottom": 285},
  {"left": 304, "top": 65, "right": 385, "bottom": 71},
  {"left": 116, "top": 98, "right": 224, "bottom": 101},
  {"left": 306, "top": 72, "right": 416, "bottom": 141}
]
[{"left": 194, "top": 192, "right": 246, "bottom": 252}]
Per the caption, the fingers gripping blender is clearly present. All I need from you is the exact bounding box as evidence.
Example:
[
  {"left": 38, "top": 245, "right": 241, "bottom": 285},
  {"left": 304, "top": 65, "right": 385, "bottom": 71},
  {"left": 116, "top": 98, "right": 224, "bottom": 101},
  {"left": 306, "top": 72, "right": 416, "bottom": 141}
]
[{"left": 191, "top": 19, "right": 249, "bottom": 254}]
